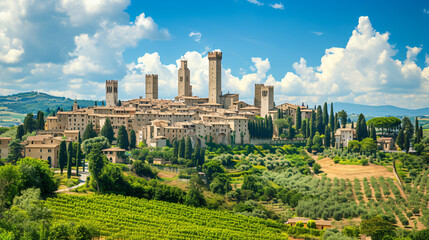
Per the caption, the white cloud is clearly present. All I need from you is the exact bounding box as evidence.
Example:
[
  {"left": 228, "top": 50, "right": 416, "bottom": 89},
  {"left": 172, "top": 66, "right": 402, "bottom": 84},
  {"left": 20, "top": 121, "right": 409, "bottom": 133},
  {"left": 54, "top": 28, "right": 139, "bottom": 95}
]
[
  {"left": 189, "top": 32, "right": 202, "bottom": 42},
  {"left": 312, "top": 32, "right": 323, "bottom": 36},
  {"left": 247, "top": 0, "right": 264, "bottom": 6},
  {"left": 424, "top": 9, "right": 429, "bottom": 14},
  {"left": 265, "top": 16, "right": 429, "bottom": 108},
  {"left": 63, "top": 12, "right": 170, "bottom": 76},
  {"left": 270, "top": 3, "right": 284, "bottom": 10}
]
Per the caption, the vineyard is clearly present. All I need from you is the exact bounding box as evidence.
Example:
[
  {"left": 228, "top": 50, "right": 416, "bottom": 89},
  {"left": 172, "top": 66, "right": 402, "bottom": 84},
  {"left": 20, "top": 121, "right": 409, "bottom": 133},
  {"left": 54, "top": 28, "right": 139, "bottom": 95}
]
[{"left": 45, "top": 194, "right": 291, "bottom": 240}]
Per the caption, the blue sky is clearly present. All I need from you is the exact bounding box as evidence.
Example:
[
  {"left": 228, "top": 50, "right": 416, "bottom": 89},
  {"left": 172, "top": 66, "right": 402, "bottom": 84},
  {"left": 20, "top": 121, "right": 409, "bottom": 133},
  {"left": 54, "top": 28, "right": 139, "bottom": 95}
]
[{"left": 0, "top": 0, "right": 429, "bottom": 108}]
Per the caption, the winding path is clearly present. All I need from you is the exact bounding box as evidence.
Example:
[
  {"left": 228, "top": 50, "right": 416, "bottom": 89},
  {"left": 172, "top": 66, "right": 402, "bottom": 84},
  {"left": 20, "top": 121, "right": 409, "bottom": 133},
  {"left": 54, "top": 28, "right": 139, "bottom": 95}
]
[{"left": 55, "top": 162, "right": 90, "bottom": 193}]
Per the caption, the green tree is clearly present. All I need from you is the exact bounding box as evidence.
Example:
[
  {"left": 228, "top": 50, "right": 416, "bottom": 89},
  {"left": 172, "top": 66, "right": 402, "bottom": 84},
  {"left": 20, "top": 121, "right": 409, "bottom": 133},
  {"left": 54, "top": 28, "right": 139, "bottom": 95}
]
[
  {"left": 312, "top": 163, "right": 322, "bottom": 174},
  {"left": 16, "top": 125, "right": 25, "bottom": 140},
  {"left": 396, "top": 129, "right": 405, "bottom": 149},
  {"left": 173, "top": 140, "right": 179, "bottom": 159},
  {"left": 415, "top": 117, "right": 421, "bottom": 143},
  {"left": 67, "top": 142, "right": 73, "bottom": 179},
  {"left": 82, "top": 122, "right": 97, "bottom": 140},
  {"left": 356, "top": 114, "right": 368, "bottom": 141},
  {"left": 296, "top": 106, "right": 302, "bottom": 130},
  {"left": 361, "top": 138, "right": 377, "bottom": 154},
  {"left": 348, "top": 140, "right": 361, "bottom": 153},
  {"left": 370, "top": 124, "right": 377, "bottom": 141},
  {"left": 7, "top": 140, "right": 23, "bottom": 163},
  {"left": 58, "top": 141, "right": 68, "bottom": 174},
  {"left": 404, "top": 132, "right": 410, "bottom": 153},
  {"left": 117, "top": 126, "right": 129, "bottom": 150},
  {"left": 198, "top": 148, "right": 205, "bottom": 168},
  {"left": 76, "top": 143, "right": 81, "bottom": 176},
  {"left": 185, "top": 136, "right": 193, "bottom": 160},
  {"left": 307, "top": 220, "right": 316, "bottom": 229},
  {"left": 324, "top": 125, "right": 331, "bottom": 148},
  {"left": 35, "top": 111, "right": 45, "bottom": 130},
  {"left": 338, "top": 110, "right": 348, "bottom": 128},
  {"left": 100, "top": 118, "right": 115, "bottom": 144},
  {"left": 402, "top": 117, "right": 414, "bottom": 137},
  {"left": 17, "top": 157, "right": 58, "bottom": 195},
  {"left": 360, "top": 216, "right": 395, "bottom": 240},
  {"left": 301, "top": 120, "right": 307, "bottom": 138},
  {"left": 287, "top": 125, "right": 295, "bottom": 139},
  {"left": 312, "top": 132, "right": 323, "bottom": 152},
  {"left": 194, "top": 141, "right": 201, "bottom": 167},
  {"left": 367, "top": 117, "right": 401, "bottom": 135},
  {"left": 132, "top": 160, "right": 156, "bottom": 178},
  {"left": 23, "top": 113, "right": 37, "bottom": 134},
  {"left": 88, "top": 148, "right": 106, "bottom": 192},
  {"left": 329, "top": 103, "right": 334, "bottom": 130},
  {"left": 323, "top": 102, "right": 328, "bottom": 127},
  {"left": 178, "top": 138, "right": 185, "bottom": 159},
  {"left": 0, "top": 164, "right": 21, "bottom": 208},
  {"left": 210, "top": 173, "right": 232, "bottom": 195},
  {"left": 185, "top": 187, "right": 206, "bottom": 207},
  {"left": 129, "top": 129, "right": 136, "bottom": 150},
  {"left": 331, "top": 127, "right": 335, "bottom": 147},
  {"left": 203, "top": 160, "right": 225, "bottom": 182},
  {"left": 81, "top": 136, "right": 109, "bottom": 154},
  {"left": 316, "top": 105, "right": 324, "bottom": 134}
]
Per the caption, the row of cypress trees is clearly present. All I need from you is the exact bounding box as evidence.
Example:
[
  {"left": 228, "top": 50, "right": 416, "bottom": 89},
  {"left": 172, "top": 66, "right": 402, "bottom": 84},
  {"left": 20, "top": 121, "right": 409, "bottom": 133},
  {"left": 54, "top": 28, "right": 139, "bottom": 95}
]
[
  {"left": 248, "top": 115, "right": 274, "bottom": 139},
  {"left": 173, "top": 137, "right": 205, "bottom": 168}
]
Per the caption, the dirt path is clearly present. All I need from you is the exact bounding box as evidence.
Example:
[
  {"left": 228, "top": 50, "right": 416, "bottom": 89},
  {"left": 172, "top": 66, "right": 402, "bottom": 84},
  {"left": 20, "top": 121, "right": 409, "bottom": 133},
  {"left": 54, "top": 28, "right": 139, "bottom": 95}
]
[{"left": 316, "top": 157, "right": 394, "bottom": 180}]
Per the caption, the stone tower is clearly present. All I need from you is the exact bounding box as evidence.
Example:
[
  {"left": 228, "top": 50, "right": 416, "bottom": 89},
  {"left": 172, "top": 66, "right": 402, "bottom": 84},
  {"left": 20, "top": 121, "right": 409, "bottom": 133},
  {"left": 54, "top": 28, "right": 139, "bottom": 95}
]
[
  {"left": 254, "top": 83, "right": 264, "bottom": 107},
  {"left": 260, "top": 85, "right": 274, "bottom": 118},
  {"left": 145, "top": 74, "right": 158, "bottom": 99},
  {"left": 208, "top": 51, "right": 222, "bottom": 103},
  {"left": 105, "top": 80, "right": 118, "bottom": 107},
  {"left": 178, "top": 58, "right": 192, "bottom": 97}
]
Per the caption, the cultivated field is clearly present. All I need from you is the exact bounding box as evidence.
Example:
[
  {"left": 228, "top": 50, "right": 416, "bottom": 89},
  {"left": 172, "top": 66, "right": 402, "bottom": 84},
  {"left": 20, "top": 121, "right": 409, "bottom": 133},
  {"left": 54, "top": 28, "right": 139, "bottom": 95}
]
[{"left": 317, "top": 157, "right": 394, "bottom": 180}]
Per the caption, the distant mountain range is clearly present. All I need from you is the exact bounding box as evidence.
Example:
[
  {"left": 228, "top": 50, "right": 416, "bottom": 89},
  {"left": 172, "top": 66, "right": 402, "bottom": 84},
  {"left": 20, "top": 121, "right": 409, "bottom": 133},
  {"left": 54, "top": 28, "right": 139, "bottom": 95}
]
[{"left": 332, "top": 102, "right": 429, "bottom": 117}]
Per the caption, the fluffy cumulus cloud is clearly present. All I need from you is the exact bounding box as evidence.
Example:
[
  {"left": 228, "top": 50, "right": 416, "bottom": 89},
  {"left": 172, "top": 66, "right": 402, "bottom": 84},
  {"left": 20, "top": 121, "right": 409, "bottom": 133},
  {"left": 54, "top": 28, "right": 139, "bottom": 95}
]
[
  {"left": 0, "top": 0, "right": 169, "bottom": 99},
  {"left": 266, "top": 16, "right": 429, "bottom": 108},
  {"left": 247, "top": 0, "right": 264, "bottom": 6}
]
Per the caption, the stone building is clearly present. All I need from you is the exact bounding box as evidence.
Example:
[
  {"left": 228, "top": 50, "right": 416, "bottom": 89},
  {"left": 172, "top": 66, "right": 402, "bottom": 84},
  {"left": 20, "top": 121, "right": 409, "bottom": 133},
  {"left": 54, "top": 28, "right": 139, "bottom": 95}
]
[
  {"left": 208, "top": 51, "right": 222, "bottom": 104},
  {"left": 106, "top": 80, "right": 118, "bottom": 107},
  {"left": 334, "top": 128, "right": 356, "bottom": 148},
  {"left": 24, "top": 135, "right": 72, "bottom": 167},
  {"left": 0, "top": 137, "right": 11, "bottom": 159},
  {"left": 260, "top": 85, "right": 274, "bottom": 118},
  {"left": 178, "top": 58, "right": 192, "bottom": 97},
  {"left": 145, "top": 74, "right": 158, "bottom": 100},
  {"left": 102, "top": 147, "right": 126, "bottom": 163},
  {"left": 254, "top": 83, "right": 264, "bottom": 107}
]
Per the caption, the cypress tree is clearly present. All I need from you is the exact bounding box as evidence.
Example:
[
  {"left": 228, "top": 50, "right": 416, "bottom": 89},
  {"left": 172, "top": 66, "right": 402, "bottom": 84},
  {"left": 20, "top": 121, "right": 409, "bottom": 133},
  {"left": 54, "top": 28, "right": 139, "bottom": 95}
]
[
  {"left": 23, "top": 113, "right": 37, "bottom": 134},
  {"left": 311, "top": 110, "right": 316, "bottom": 135},
  {"left": 404, "top": 131, "right": 410, "bottom": 153},
  {"left": 396, "top": 129, "right": 405, "bottom": 149},
  {"left": 323, "top": 102, "right": 328, "bottom": 127},
  {"left": 78, "top": 131, "right": 82, "bottom": 144},
  {"left": 36, "top": 111, "right": 45, "bottom": 130},
  {"left": 324, "top": 125, "right": 331, "bottom": 148},
  {"left": 329, "top": 103, "right": 334, "bottom": 130},
  {"left": 117, "top": 126, "right": 129, "bottom": 150},
  {"left": 296, "top": 107, "right": 302, "bottom": 130},
  {"left": 129, "top": 129, "right": 136, "bottom": 149},
  {"left": 194, "top": 141, "right": 201, "bottom": 167},
  {"left": 415, "top": 118, "right": 421, "bottom": 143},
  {"left": 16, "top": 125, "right": 25, "bottom": 140},
  {"left": 316, "top": 105, "right": 323, "bottom": 134},
  {"left": 370, "top": 124, "right": 377, "bottom": 141},
  {"left": 58, "top": 141, "right": 67, "bottom": 174},
  {"left": 185, "top": 136, "right": 193, "bottom": 160},
  {"left": 331, "top": 128, "right": 336, "bottom": 147},
  {"left": 199, "top": 148, "right": 205, "bottom": 168},
  {"left": 83, "top": 122, "right": 96, "bottom": 140},
  {"left": 351, "top": 121, "right": 354, "bottom": 129},
  {"left": 306, "top": 119, "right": 310, "bottom": 139},
  {"left": 101, "top": 118, "right": 115, "bottom": 144},
  {"left": 67, "top": 142, "right": 73, "bottom": 179},
  {"left": 178, "top": 138, "right": 185, "bottom": 159},
  {"left": 310, "top": 119, "right": 314, "bottom": 139},
  {"left": 302, "top": 120, "right": 307, "bottom": 138},
  {"left": 356, "top": 114, "right": 368, "bottom": 141},
  {"left": 76, "top": 143, "right": 81, "bottom": 176},
  {"left": 173, "top": 140, "right": 179, "bottom": 158}
]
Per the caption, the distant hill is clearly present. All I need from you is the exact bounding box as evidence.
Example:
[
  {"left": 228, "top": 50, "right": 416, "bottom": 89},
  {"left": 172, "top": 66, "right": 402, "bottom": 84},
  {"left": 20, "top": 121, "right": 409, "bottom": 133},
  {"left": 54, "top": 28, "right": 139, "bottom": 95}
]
[
  {"left": 0, "top": 92, "right": 95, "bottom": 127},
  {"left": 332, "top": 102, "right": 429, "bottom": 117}
]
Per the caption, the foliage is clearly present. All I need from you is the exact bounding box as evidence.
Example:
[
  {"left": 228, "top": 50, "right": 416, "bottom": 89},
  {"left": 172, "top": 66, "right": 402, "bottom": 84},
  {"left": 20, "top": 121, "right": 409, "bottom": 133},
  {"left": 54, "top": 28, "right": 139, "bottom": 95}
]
[
  {"left": 117, "top": 126, "right": 129, "bottom": 150},
  {"left": 6, "top": 140, "right": 23, "bottom": 163},
  {"left": 132, "top": 160, "right": 157, "bottom": 178},
  {"left": 100, "top": 118, "right": 115, "bottom": 144},
  {"left": 129, "top": 129, "right": 136, "bottom": 150},
  {"left": 249, "top": 115, "right": 274, "bottom": 139},
  {"left": 81, "top": 136, "right": 109, "bottom": 154},
  {"left": 82, "top": 122, "right": 97, "bottom": 140},
  {"left": 360, "top": 216, "right": 395, "bottom": 240},
  {"left": 17, "top": 157, "right": 58, "bottom": 195}
]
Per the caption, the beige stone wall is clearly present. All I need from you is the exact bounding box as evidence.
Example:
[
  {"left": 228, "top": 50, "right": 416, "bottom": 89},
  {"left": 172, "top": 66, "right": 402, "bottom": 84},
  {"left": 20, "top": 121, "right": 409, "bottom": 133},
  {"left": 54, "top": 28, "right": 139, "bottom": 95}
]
[
  {"left": 25, "top": 146, "right": 59, "bottom": 168},
  {"left": 178, "top": 60, "right": 192, "bottom": 97},
  {"left": 106, "top": 80, "right": 118, "bottom": 107},
  {"left": 208, "top": 51, "right": 222, "bottom": 103},
  {"left": 254, "top": 84, "right": 263, "bottom": 107},
  {"left": 0, "top": 137, "right": 11, "bottom": 159},
  {"left": 146, "top": 74, "right": 158, "bottom": 99},
  {"left": 260, "top": 85, "right": 274, "bottom": 118}
]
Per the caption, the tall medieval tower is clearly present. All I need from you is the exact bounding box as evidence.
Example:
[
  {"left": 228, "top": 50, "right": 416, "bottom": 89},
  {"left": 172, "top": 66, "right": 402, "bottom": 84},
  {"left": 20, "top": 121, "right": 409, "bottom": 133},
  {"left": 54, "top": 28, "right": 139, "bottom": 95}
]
[
  {"left": 145, "top": 74, "right": 158, "bottom": 99},
  {"left": 208, "top": 51, "right": 222, "bottom": 103},
  {"left": 105, "top": 80, "right": 118, "bottom": 107},
  {"left": 260, "top": 85, "right": 274, "bottom": 118},
  {"left": 254, "top": 83, "right": 264, "bottom": 107},
  {"left": 178, "top": 58, "right": 192, "bottom": 97}
]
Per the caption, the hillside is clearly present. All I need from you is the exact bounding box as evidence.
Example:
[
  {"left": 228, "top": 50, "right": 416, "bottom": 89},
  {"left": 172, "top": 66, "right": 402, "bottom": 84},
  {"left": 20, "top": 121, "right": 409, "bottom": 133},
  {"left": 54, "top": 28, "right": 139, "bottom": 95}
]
[
  {"left": 333, "top": 102, "right": 429, "bottom": 117},
  {"left": 0, "top": 92, "right": 95, "bottom": 127}
]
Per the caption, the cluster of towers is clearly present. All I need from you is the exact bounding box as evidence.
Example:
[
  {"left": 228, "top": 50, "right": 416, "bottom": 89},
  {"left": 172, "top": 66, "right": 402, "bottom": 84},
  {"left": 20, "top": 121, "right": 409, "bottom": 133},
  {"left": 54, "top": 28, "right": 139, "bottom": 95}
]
[{"left": 105, "top": 50, "right": 274, "bottom": 116}]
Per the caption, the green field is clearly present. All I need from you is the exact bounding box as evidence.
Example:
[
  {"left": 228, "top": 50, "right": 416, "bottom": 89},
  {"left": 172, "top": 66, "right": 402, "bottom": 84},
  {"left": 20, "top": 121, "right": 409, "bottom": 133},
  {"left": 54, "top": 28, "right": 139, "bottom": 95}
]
[
  {"left": 0, "top": 110, "right": 25, "bottom": 127},
  {"left": 45, "top": 194, "right": 291, "bottom": 240}
]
